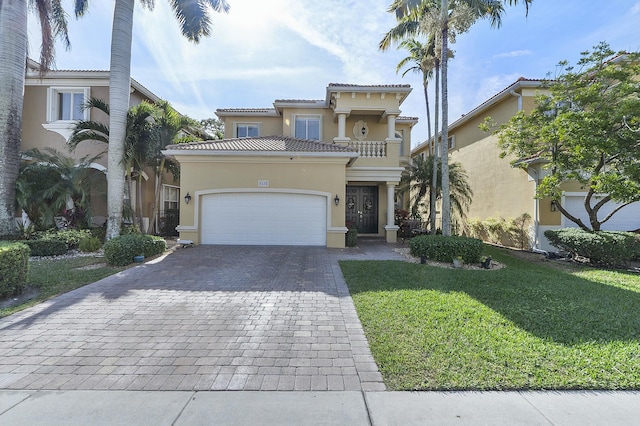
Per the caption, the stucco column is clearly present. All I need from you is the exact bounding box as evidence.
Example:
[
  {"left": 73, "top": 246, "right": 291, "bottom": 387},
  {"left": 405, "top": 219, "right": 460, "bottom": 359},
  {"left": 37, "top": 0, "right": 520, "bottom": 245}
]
[
  {"left": 387, "top": 114, "right": 397, "bottom": 140},
  {"left": 384, "top": 183, "right": 399, "bottom": 243},
  {"left": 338, "top": 113, "right": 347, "bottom": 139}
]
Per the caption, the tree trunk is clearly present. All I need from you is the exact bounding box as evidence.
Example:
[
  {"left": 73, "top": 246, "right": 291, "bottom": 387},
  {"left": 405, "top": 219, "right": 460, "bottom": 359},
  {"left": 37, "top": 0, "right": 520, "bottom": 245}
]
[
  {"left": 430, "top": 59, "right": 440, "bottom": 234},
  {"left": 440, "top": 0, "right": 451, "bottom": 236},
  {"left": 106, "top": 0, "right": 134, "bottom": 240},
  {"left": 0, "top": 2, "right": 28, "bottom": 236},
  {"left": 150, "top": 158, "right": 166, "bottom": 235}
]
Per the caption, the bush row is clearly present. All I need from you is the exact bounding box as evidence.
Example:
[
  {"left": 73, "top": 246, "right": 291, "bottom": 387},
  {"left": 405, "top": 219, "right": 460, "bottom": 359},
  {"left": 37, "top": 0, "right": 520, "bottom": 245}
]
[
  {"left": 410, "top": 235, "right": 484, "bottom": 264},
  {"left": 0, "top": 242, "right": 30, "bottom": 298},
  {"left": 544, "top": 228, "right": 640, "bottom": 267},
  {"left": 104, "top": 234, "right": 167, "bottom": 266}
]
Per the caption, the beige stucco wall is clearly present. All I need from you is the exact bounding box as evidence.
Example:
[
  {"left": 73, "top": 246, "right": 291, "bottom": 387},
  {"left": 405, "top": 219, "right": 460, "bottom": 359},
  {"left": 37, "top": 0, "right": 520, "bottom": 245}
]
[{"left": 175, "top": 155, "right": 350, "bottom": 247}]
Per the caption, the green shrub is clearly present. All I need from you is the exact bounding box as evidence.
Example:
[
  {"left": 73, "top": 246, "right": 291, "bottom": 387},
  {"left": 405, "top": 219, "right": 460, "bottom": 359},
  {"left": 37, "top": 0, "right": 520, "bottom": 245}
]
[
  {"left": 23, "top": 239, "right": 68, "bottom": 256},
  {"left": 544, "top": 228, "right": 640, "bottom": 267},
  {"left": 0, "top": 242, "right": 30, "bottom": 297},
  {"left": 346, "top": 228, "right": 358, "bottom": 247},
  {"left": 120, "top": 224, "right": 141, "bottom": 235},
  {"left": 104, "top": 234, "right": 166, "bottom": 266},
  {"left": 78, "top": 236, "right": 102, "bottom": 253},
  {"left": 410, "top": 235, "right": 483, "bottom": 264},
  {"left": 32, "top": 229, "right": 92, "bottom": 249},
  {"left": 90, "top": 227, "right": 107, "bottom": 243}
]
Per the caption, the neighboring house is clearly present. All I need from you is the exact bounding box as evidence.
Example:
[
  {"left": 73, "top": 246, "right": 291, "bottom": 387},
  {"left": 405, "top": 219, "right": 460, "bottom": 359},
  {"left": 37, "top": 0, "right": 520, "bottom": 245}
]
[
  {"left": 412, "top": 77, "right": 640, "bottom": 251},
  {"left": 21, "top": 59, "right": 179, "bottom": 232},
  {"left": 163, "top": 83, "right": 418, "bottom": 248}
]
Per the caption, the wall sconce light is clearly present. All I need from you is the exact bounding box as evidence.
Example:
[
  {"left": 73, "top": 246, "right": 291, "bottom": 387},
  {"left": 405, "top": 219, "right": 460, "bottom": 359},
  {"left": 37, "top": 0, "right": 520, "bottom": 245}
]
[
  {"left": 334, "top": 194, "right": 340, "bottom": 206},
  {"left": 184, "top": 192, "right": 192, "bottom": 205},
  {"left": 550, "top": 200, "right": 557, "bottom": 212}
]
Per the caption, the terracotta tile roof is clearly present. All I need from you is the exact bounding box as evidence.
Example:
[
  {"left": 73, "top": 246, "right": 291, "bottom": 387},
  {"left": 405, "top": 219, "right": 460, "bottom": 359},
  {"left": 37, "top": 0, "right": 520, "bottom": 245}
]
[
  {"left": 166, "top": 135, "right": 356, "bottom": 153},
  {"left": 398, "top": 116, "right": 419, "bottom": 121}
]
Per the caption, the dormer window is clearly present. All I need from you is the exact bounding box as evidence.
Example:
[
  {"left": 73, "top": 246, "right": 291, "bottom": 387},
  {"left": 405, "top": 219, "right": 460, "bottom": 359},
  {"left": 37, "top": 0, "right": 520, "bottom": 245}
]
[
  {"left": 294, "top": 115, "right": 321, "bottom": 140},
  {"left": 236, "top": 123, "right": 259, "bottom": 138}
]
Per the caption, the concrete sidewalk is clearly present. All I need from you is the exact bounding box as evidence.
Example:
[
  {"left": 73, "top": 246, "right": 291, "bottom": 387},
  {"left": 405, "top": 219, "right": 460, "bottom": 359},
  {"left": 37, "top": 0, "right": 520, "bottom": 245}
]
[{"left": 1, "top": 390, "right": 640, "bottom": 425}]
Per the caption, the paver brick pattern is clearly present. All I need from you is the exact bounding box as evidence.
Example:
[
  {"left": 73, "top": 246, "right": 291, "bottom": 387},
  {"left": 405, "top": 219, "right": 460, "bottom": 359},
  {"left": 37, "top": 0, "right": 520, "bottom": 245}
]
[{"left": 0, "top": 242, "right": 403, "bottom": 391}]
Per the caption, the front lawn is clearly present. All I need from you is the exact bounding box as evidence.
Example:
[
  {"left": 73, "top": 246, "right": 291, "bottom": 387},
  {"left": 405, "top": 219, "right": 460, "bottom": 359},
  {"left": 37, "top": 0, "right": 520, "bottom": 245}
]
[
  {"left": 340, "top": 245, "right": 640, "bottom": 390},
  {"left": 0, "top": 256, "right": 125, "bottom": 318}
]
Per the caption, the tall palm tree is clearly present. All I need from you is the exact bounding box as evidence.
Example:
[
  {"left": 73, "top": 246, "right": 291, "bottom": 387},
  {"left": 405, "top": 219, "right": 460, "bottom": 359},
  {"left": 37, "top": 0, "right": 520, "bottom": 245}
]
[
  {"left": 69, "top": 97, "right": 159, "bottom": 229},
  {"left": 400, "top": 155, "right": 473, "bottom": 227},
  {"left": 74, "top": 0, "right": 230, "bottom": 240},
  {"left": 0, "top": 1, "right": 72, "bottom": 236},
  {"left": 385, "top": 0, "right": 531, "bottom": 235}
]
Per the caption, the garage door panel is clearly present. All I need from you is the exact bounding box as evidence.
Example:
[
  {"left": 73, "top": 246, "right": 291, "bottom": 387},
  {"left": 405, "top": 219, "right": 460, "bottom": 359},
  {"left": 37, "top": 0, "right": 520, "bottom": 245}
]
[
  {"left": 201, "top": 192, "right": 326, "bottom": 246},
  {"left": 564, "top": 196, "right": 640, "bottom": 231}
]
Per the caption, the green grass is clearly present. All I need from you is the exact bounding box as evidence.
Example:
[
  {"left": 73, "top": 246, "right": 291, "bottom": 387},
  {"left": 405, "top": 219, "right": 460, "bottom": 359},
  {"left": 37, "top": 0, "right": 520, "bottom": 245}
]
[
  {"left": 340, "top": 246, "right": 640, "bottom": 390},
  {"left": 0, "top": 256, "right": 124, "bottom": 318}
]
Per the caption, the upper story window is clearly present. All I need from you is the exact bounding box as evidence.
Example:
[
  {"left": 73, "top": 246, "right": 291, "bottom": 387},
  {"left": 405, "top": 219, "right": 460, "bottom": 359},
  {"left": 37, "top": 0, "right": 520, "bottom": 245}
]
[
  {"left": 162, "top": 185, "right": 180, "bottom": 212},
  {"left": 46, "top": 87, "right": 90, "bottom": 122},
  {"left": 236, "top": 123, "right": 259, "bottom": 138},
  {"left": 294, "top": 115, "right": 321, "bottom": 140},
  {"left": 448, "top": 135, "right": 455, "bottom": 150}
]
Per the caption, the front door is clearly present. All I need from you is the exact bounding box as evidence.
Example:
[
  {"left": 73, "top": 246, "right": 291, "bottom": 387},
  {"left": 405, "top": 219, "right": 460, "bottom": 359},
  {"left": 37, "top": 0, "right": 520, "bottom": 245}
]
[{"left": 345, "top": 186, "right": 378, "bottom": 234}]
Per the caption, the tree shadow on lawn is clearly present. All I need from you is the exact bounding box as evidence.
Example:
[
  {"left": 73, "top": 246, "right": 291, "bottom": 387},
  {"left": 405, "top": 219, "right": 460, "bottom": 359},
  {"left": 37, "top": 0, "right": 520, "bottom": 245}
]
[{"left": 342, "top": 253, "right": 640, "bottom": 345}]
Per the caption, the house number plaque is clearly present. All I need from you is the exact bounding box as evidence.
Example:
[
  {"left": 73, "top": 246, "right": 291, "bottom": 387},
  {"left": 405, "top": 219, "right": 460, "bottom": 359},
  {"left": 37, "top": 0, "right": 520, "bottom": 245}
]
[{"left": 258, "top": 180, "right": 269, "bottom": 187}]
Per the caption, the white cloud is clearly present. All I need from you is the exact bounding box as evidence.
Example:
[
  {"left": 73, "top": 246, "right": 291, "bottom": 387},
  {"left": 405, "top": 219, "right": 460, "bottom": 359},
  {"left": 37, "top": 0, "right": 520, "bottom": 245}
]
[
  {"left": 493, "top": 50, "right": 532, "bottom": 59},
  {"left": 473, "top": 73, "right": 523, "bottom": 107}
]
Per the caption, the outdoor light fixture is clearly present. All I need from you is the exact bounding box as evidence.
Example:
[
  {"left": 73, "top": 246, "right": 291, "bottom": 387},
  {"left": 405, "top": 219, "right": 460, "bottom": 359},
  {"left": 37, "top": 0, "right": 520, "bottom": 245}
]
[
  {"left": 551, "top": 200, "right": 557, "bottom": 212},
  {"left": 184, "top": 192, "right": 192, "bottom": 205},
  {"left": 334, "top": 194, "right": 340, "bottom": 206}
]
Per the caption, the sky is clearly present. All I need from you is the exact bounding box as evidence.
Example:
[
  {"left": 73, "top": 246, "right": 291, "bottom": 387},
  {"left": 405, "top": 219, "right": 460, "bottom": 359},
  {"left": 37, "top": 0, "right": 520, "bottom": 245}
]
[{"left": 29, "top": 0, "right": 640, "bottom": 148}]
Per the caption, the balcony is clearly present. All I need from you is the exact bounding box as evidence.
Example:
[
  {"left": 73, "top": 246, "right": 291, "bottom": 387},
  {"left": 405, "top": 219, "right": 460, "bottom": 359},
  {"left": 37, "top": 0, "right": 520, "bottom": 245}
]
[{"left": 349, "top": 140, "right": 386, "bottom": 158}]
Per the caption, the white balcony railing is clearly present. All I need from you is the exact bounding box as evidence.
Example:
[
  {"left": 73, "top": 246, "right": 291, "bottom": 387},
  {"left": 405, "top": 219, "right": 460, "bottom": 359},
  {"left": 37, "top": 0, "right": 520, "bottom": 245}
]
[{"left": 349, "top": 140, "right": 386, "bottom": 158}]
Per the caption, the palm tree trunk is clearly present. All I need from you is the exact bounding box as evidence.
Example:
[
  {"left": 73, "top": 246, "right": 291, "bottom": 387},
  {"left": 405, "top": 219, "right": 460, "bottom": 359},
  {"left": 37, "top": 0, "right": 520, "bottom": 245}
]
[
  {"left": 430, "top": 59, "right": 440, "bottom": 234},
  {"left": 440, "top": 0, "right": 451, "bottom": 237},
  {"left": 150, "top": 157, "right": 166, "bottom": 235},
  {"left": 0, "top": 2, "right": 28, "bottom": 236},
  {"left": 106, "top": 0, "right": 134, "bottom": 240}
]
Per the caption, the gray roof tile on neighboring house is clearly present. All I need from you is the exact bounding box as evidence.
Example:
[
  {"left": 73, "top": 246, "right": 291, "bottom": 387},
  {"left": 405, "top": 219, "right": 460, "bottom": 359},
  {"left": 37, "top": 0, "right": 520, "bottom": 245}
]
[
  {"left": 215, "top": 108, "right": 276, "bottom": 113},
  {"left": 166, "top": 135, "right": 356, "bottom": 153},
  {"left": 273, "top": 99, "right": 323, "bottom": 104}
]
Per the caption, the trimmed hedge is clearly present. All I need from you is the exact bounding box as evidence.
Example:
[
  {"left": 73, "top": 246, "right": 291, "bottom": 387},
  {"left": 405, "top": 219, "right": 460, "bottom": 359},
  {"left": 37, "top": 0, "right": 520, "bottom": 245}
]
[
  {"left": 0, "top": 242, "right": 30, "bottom": 297},
  {"left": 23, "top": 239, "right": 68, "bottom": 257},
  {"left": 410, "top": 235, "right": 484, "bottom": 264},
  {"left": 544, "top": 228, "right": 640, "bottom": 267},
  {"left": 34, "top": 229, "right": 92, "bottom": 250},
  {"left": 346, "top": 228, "right": 358, "bottom": 247},
  {"left": 104, "top": 234, "right": 167, "bottom": 266}
]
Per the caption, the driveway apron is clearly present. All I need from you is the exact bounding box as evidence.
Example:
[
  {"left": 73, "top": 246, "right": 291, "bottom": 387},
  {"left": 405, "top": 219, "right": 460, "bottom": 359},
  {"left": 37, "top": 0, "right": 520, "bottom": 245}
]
[{"left": 0, "top": 243, "right": 402, "bottom": 392}]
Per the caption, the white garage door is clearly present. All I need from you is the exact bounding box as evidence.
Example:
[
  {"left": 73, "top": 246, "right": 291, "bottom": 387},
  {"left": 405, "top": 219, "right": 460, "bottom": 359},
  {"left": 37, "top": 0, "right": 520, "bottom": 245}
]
[
  {"left": 563, "top": 195, "right": 640, "bottom": 231},
  {"left": 201, "top": 192, "right": 327, "bottom": 246}
]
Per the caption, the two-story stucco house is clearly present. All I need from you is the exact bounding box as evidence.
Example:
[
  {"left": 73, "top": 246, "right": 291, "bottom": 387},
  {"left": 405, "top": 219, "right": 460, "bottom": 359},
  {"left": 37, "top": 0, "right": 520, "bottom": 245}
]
[
  {"left": 412, "top": 77, "right": 640, "bottom": 252},
  {"left": 163, "top": 83, "right": 418, "bottom": 248},
  {"left": 21, "top": 59, "right": 179, "bottom": 232}
]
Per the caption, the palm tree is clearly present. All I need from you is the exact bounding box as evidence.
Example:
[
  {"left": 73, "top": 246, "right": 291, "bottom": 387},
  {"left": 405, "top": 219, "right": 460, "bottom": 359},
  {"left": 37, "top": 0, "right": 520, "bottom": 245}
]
[
  {"left": 0, "top": 1, "right": 72, "bottom": 236},
  {"left": 385, "top": 0, "right": 531, "bottom": 235},
  {"left": 69, "top": 97, "right": 159, "bottom": 229},
  {"left": 74, "top": 0, "right": 230, "bottom": 240},
  {"left": 17, "top": 148, "right": 104, "bottom": 230},
  {"left": 400, "top": 154, "right": 473, "bottom": 227}
]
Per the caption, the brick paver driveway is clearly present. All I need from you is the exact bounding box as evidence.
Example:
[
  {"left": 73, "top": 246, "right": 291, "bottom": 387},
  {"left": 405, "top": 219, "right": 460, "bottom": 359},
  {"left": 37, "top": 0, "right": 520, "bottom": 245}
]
[{"left": 0, "top": 243, "right": 404, "bottom": 391}]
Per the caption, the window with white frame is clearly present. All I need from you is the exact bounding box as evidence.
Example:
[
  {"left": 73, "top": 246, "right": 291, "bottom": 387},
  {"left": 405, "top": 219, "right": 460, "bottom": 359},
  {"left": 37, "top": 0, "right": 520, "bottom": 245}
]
[
  {"left": 448, "top": 135, "right": 455, "bottom": 150},
  {"left": 236, "top": 123, "right": 259, "bottom": 138},
  {"left": 47, "top": 87, "right": 90, "bottom": 122},
  {"left": 294, "top": 115, "right": 321, "bottom": 140},
  {"left": 162, "top": 185, "right": 180, "bottom": 212}
]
